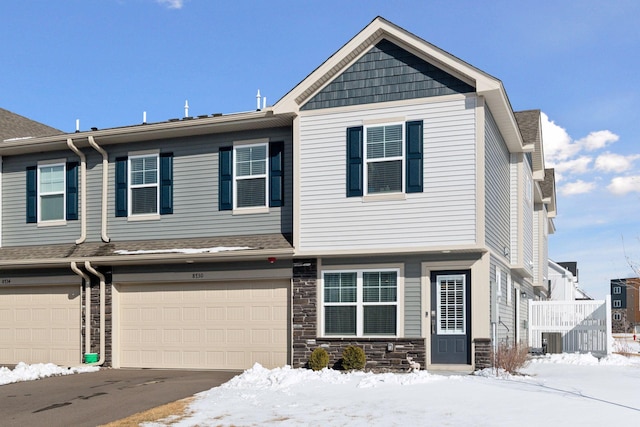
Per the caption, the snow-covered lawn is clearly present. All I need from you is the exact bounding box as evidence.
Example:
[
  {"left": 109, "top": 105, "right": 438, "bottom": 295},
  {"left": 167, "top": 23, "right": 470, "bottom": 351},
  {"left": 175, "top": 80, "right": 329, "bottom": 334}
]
[
  {"left": 0, "top": 362, "right": 99, "bottom": 386},
  {"left": 149, "top": 344, "right": 640, "bottom": 426}
]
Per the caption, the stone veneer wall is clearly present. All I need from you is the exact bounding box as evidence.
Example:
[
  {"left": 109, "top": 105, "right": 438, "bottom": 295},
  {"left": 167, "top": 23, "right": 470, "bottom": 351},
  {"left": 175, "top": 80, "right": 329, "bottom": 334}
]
[
  {"left": 292, "top": 258, "right": 426, "bottom": 372},
  {"left": 82, "top": 272, "right": 112, "bottom": 366},
  {"left": 473, "top": 338, "right": 492, "bottom": 370},
  {"left": 612, "top": 309, "right": 632, "bottom": 333}
]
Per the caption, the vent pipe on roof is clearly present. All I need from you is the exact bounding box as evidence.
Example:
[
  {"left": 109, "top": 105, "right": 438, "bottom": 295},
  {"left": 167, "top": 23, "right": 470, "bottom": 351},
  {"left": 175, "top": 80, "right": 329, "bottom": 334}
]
[
  {"left": 75, "top": 119, "right": 80, "bottom": 133},
  {"left": 263, "top": 96, "right": 267, "bottom": 110},
  {"left": 184, "top": 100, "right": 189, "bottom": 118},
  {"left": 256, "top": 89, "right": 261, "bottom": 111},
  {"left": 143, "top": 111, "right": 147, "bottom": 124}
]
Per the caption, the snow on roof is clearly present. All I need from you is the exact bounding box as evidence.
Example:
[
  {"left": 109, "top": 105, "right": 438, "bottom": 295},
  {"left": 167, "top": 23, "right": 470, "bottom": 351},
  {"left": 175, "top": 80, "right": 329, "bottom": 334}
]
[{"left": 113, "top": 246, "right": 252, "bottom": 255}]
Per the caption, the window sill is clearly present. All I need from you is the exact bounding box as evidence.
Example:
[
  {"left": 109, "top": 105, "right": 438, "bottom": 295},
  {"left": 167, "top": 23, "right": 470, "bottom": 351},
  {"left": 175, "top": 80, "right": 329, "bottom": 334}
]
[
  {"left": 37, "top": 220, "right": 67, "bottom": 227},
  {"left": 362, "top": 193, "right": 406, "bottom": 203},
  {"left": 233, "top": 206, "right": 269, "bottom": 215},
  {"left": 320, "top": 335, "right": 400, "bottom": 339},
  {"left": 127, "top": 214, "right": 161, "bottom": 222}
]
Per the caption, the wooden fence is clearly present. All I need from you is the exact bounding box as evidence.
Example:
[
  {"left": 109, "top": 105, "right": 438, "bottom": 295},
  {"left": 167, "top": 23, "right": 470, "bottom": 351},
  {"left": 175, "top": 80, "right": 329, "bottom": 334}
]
[{"left": 528, "top": 296, "right": 611, "bottom": 355}]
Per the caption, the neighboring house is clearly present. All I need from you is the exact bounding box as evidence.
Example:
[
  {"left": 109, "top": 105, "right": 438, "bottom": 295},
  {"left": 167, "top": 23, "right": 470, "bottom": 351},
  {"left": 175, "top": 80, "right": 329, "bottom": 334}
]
[
  {"left": 0, "top": 17, "right": 556, "bottom": 371},
  {"left": 548, "top": 260, "right": 579, "bottom": 301},
  {"left": 611, "top": 278, "right": 640, "bottom": 333},
  {"left": 0, "top": 108, "right": 63, "bottom": 143}
]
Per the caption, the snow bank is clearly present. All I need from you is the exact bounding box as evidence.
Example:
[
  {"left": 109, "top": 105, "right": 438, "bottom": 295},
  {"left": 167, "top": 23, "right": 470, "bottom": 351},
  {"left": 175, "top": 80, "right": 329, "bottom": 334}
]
[{"left": 0, "top": 362, "right": 99, "bottom": 386}]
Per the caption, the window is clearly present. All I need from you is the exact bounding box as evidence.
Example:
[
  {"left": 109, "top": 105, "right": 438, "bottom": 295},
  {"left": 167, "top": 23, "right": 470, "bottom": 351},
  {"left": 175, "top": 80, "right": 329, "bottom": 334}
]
[
  {"left": 437, "top": 274, "right": 466, "bottom": 335},
  {"left": 613, "top": 286, "right": 622, "bottom": 295},
  {"left": 613, "top": 300, "right": 622, "bottom": 308},
  {"left": 129, "top": 154, "right": 158, "bottom": 215},
  {"left": 613, "top": 312, "right": 622, "bottom": 321},
  {"left": 115, "top": 152, "right": 173, "bottom": 218},
  {"left": 346, "top": 121, "right": 423, "bottom": 197},
  {"left": 235, "top": 143, "right": 267, "bottom": 208},
  {"left": 365, "top": 124, "right": 403, "bottom": 194},
  {"left": 26, "top": 161, "right": 78, "bottom": 224},
  {"left": 322, "top": 269, "right": 399, "bottom": 337},
  {"left": 218, "top": 141, "right": 284, "bottom": 211}
]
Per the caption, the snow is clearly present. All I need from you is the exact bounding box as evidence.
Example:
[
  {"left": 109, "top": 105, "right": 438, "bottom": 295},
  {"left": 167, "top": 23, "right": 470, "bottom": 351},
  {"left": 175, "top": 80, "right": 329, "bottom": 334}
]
[
  {"left": 147, "top": 349, "right": 640, "bottom": 427},
  {"left": 113, "top": 246, "right": 251, "bottom": 255},
  {"left": 0, "top": 362, "right": 99, "bottom": 386}
]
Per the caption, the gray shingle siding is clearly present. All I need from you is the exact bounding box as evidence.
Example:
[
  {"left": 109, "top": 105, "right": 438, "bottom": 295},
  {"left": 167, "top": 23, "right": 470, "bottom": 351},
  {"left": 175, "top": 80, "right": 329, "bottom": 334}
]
[{"left": 301, "top": 39, "right": 475, "bottom": 110}]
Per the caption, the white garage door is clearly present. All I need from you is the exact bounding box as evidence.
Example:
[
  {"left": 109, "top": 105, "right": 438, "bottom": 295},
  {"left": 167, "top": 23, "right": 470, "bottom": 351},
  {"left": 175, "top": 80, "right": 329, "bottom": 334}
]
[
  {"left": 118, "top": 280, "right": 289, "bottom": 369},
  {"left": 0, "top": 286, "right": 81, "bottom": 366}
]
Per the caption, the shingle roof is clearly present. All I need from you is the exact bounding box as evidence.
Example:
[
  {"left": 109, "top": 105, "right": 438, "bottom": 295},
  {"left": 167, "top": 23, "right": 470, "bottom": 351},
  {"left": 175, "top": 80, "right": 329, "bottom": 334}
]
[
  {"left": 513, "top": 109, "right": 541, "bottom": 146},
  {"left": 0, "top": 233, "right": 293, "bottom": 266},
  {"left": 0, "top": 108, "right": 63, "bottom": 142},
  {"left": 540, "top": 168, "right": 555, "bottom": 199}
]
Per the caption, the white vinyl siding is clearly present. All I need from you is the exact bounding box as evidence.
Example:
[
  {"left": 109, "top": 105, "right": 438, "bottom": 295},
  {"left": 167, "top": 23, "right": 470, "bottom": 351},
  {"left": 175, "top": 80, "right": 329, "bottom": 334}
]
[{"left": 299, "top": 97, "right": 476, "bottom": 251}]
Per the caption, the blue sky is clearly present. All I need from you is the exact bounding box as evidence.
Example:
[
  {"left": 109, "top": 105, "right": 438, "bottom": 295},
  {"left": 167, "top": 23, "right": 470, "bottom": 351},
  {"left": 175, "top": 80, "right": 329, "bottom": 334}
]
[{"left": 1, "top": 0, "right": 639, "bottom": 298}]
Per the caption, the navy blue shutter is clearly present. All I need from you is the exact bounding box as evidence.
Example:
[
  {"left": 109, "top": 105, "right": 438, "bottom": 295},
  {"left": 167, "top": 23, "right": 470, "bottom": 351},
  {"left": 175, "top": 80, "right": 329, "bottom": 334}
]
[
  {"left": 405, "top": 120, "right": 424, "bottom": 193},
  {"left": 115, "top": 157, "right": 128, "bottom": 217},
  {"left": 269, "top": 141, "right": 284, "bottom": 207},
  {"left": 26, "top": 166, "right": 37, "bottom": 223},
  {"left": 66, "top": 162, "right": 79, "bottom": 220},
  {"left": 346, "top": 126, "right": 364, "bottom": 197},
  {"left": 219, "top": 147, "right": 233, "bottom": 210},
  {"left": 160, "top": 153, "right": 173, "bottom": 215}
]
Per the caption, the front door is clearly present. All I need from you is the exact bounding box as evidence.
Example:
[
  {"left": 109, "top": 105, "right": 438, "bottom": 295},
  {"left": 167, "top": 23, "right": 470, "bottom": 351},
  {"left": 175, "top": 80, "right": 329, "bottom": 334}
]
[{"left": 430, "top": 270, "right": 471, "bottom": 364}]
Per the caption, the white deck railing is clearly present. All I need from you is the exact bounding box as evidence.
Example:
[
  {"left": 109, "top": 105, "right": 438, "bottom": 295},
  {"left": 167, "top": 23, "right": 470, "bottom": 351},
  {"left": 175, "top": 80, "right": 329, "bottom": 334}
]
[{"left": 528, "top": 296, "right": 611, "bottom": 355}]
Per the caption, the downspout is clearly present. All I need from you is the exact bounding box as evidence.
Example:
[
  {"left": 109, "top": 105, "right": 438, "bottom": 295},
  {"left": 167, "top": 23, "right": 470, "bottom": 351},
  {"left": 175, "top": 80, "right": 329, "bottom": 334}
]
[
  {"left": 84, "top": 261, "right": 106, "bottom": 366},
  {"left": 70, "top": 262, "right": 91, "bottom": 364},
  {"left": 87, "top": 135, "right": 110, "bottom": 243},
  {"left": 66, "top": 138, "right": 87, "bottom": 244}
]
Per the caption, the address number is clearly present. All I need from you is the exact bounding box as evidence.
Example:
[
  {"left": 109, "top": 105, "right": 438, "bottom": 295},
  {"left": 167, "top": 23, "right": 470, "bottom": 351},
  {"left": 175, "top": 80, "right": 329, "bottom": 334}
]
[{"left": 192, "top": 273, "right": 204, "bottom": 279}]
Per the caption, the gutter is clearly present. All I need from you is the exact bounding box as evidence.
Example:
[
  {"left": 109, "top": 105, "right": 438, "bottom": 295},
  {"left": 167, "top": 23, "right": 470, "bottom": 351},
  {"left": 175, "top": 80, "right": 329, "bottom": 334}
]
[
  {"left": 84, "top": 261, "right": 106, "bottom": 366},
  {"left": 88, "top": 136, "right": 110, "bottom": 242},
  {"left": 66, "top": 138, "right": 87, "bottom": 244},
  {"left": 70, "top": 262, "right": 92, "bottom": 364}
]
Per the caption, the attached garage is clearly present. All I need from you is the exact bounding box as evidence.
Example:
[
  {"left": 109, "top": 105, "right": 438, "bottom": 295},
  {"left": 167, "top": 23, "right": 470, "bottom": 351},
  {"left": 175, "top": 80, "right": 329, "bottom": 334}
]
[
  {"left": 0, "top": 285, "right": 81, "bottom": 366},
  {"left": 116, "top": 280, "right": 290, "bottom": 370}
]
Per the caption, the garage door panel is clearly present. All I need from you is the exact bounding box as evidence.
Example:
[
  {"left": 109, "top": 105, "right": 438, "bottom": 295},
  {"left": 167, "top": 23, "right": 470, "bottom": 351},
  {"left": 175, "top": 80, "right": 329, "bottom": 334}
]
[
  {"left": 119, "top": 280, "right": 289, "bottom": 369},
  {"left": 0, "top": 285, "right": 80, "bottom": 366}
]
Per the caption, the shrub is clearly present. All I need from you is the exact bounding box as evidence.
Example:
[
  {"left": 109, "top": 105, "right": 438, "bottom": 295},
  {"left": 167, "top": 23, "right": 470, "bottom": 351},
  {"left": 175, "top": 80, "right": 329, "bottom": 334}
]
[
  {"left": 341, "top": 345, "right": 366, "bottom": 370},
  {"left": 493, "top": 343, "right": 530, "bottom": 374},
  {"left": 308, "top": 347, "right": 329, "bottom": 371}
]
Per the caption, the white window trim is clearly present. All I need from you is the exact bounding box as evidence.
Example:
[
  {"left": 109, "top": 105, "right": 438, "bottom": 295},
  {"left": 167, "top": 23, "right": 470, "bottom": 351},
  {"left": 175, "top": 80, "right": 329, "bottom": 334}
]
[
  {"left": 128, "top": 151, "right": 159, "bottom": 217},
  {"left": 232, "top": 139, "right": 269, "bottom": 211},
  {"left": 37, "top": 159, "right": 66, "bottom": 224},
  {"left": 320, "top": 266, "right": 404, "bottom": 338},
  {"left": 363, "top": 122, "right": 405, "bottom": 196},
  {"left": 613, "top": 286, "right": 621, "bottom": 294},
  {"left": 613, "top": 300, "right": 621, "bottom": 308},
  {"left": 613, "top": 312, "right": 622, "bottom": 321}
]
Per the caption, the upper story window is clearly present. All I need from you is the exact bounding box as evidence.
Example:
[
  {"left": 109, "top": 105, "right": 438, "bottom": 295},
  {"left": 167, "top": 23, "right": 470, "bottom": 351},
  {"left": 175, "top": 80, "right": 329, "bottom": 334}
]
[
  {"left": 115, "top": 151, "right": 173, "bottom": 219},
  {"left": 613, "top": 286, "right": 622, "bottom": 294},
  {"left": 39, "top": 163, "right": 65, "bottom": 221},
  {"left": 235, "top": 143, "right": 268, "bottom": 208},
  {"left": 321, "top": 269, "right": 401, "bottom": 337},
  {"left": 129, "top": 154, "right": 159, "bottom": 215},
  {"left": 218, "top": 140, "right": 284, "bottom": 212},
  {"left": 365, "top": 124, "right": 403, "bottom": 194},
  {"left": 26, "top": 160, "right": 78, "bottom": 225},
  {"left": 613, "top": 300, "right": 622, "bottom": 308},
  {"left": 346, "top": 120, "right": 423, "bottom": 197}
]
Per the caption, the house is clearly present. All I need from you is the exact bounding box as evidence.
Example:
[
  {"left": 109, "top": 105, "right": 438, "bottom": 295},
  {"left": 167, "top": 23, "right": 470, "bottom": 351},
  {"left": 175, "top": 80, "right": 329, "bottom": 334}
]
[
  {"left": 0, "top": 17, "right": 555, "bottom": 371},
  {"left": 611, "top": 278, "right": 640, "bottom": 333}
]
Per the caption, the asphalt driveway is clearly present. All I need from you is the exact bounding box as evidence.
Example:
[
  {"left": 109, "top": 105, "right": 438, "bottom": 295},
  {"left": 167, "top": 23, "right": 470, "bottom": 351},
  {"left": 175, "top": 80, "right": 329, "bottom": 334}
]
[{"left": 0, "top": 368, "right": 239, "bottom": 427}]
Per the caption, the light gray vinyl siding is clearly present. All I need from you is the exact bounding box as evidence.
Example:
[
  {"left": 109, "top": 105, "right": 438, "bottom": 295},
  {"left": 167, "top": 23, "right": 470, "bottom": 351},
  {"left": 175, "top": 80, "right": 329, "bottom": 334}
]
[
  {"left": 484, "top": 108, "right": 510, "bottom": 260},
  {"left": 509, "top": 154, "right": 518, "bottom": 264},
  {"left": 533, "top": 205, "right": 541, "bottom": 286},
  {"left": 2, "top": 152, "right": 82, "bottom": 246},
  {"left": 299, "top": 96, "right": 477, "bottom": 251},
  {"left": 522, "top": 162, "right": 534, "bottom": 276},
  {"left": 1, "top": 128, "right": 293, "bottom": 246},
  {"left": 491, "top": 255, "right": 514, "bottom": 345},
  {"left": 321, "top": 255, "right": 423, "bottom": 338}
]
